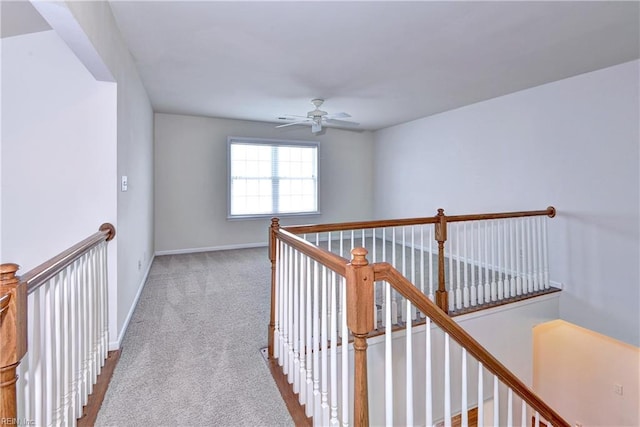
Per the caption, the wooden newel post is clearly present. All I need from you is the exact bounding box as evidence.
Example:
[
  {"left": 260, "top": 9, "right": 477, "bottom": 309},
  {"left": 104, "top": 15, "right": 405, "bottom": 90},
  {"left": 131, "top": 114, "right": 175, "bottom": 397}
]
[
  {"left": 346, "top": 247, "right": 374, "bottom": 427},
  {"left": 434, "top": 208, "right": 448, "bottom": 313},
  {"left": 268, "top": 217, "right": 280, "bottom": 359},
  {"left": 0, "top": 263, "right": 27, "bottom": 423}
]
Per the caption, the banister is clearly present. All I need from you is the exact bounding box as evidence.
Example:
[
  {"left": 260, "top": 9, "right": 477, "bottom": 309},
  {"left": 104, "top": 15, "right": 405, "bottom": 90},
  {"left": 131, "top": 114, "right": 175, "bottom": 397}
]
[
  {"left": 0, "top": 223, "right": 115, "bottom": 423},
  {"left": 445, "top": 206, "right": 556, "bottom": 222},
  {"left": 373, "top": 261, "right": 570, "bottom": 427},
  {"left": 21, "top": 223, "right": 115, "bottom": 294},
  {"left": 281, "top": 206, "right": 555, "bottom": 235},
  {"left": 282, "top": 216, "right": 439, "bottom": 235},
  {"left": 274, "top": 228, "right": 348, "bottom": 276}
]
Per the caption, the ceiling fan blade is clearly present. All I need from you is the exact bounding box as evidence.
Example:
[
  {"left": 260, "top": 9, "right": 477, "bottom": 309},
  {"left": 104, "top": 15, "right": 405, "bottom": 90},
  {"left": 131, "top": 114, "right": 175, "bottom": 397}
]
[
  {"left": 278, "top": 114, "right": 308, "bottom": 120},
  {"left": 325, "top": 112, "right": 351, "bottom": 120},
  {"left": 276, "top": 121, "right": 311, "bottom": 128},
  {"left": 324, "top": 119, "right": 360, "bottom": 127}
]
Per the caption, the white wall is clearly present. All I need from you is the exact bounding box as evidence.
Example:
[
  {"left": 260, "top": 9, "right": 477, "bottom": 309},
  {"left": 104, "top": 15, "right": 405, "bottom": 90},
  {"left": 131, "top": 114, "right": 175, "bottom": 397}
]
[
  {"left": 1, "top": 29, "right": 117, "bottom": 293},
  {"left": 1, "top": 27, "right": 119, "bottom": 353},
  {"left": 154, "top": 113, "right": 375, "bottom": 253},
  {"left": 64, "top": 1, "right": 155, "bottom": 347},
  {"left": 533, "top": 320, "right": 640, "bottom": 426},
  {"left": 373, "top": 60, "right": 640, "bottom": 346}
]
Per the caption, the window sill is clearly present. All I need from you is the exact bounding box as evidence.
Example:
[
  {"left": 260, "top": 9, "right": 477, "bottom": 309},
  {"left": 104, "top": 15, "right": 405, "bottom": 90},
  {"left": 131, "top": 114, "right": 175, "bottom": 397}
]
[{"left": 227, "top": 211, "right": 322, "bottom": 221}]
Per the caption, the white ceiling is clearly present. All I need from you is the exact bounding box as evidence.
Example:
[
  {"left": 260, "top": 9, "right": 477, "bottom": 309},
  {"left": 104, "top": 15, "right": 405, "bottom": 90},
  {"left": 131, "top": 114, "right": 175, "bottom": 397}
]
[
  {"left": 1, "top": 1, "right": 51, "bottom": 39},
  {"left": 98, "top": 2, "right": 640, "bottom": 130}
]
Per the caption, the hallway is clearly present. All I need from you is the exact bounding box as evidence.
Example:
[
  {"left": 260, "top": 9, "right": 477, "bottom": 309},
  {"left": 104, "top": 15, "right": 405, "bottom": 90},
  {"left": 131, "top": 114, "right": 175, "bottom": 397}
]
[{"left": 96, "top": 248, "right": 292, "bottom": 426}]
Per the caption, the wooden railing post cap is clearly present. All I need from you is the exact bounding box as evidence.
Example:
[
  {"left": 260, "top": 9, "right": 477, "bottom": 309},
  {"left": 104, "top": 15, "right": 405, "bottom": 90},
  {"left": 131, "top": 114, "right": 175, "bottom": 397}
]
[
  {"left": 99, "top": 223, "right": 116, "bottom": 241},
  {"left": 271, "top": 217, "right": 280, "bottom": 228},
  {"left": 547, "top": 206, "right": 556, "bottom": 218},
  {"left": 437, "top": 208, "right": 445, "bottom": 216},
  {"left": 0, "top": 263, "right": 20, "bottom": 283},
  {"left": 350, "top": 247, "right": 369, "bottom": 267}
]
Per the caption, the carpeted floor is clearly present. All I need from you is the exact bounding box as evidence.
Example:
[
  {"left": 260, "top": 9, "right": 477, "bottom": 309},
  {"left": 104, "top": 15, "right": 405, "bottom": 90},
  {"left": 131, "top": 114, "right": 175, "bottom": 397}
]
[{"left": 96, "top": 248, "right": 293, "bottom": 427}]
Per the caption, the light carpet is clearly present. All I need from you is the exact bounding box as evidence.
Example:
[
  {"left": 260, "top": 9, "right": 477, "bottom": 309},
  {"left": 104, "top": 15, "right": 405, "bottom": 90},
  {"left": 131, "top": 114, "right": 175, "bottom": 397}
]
[{"left": 96, "top": 248, "right": 293, "bottom": 427}]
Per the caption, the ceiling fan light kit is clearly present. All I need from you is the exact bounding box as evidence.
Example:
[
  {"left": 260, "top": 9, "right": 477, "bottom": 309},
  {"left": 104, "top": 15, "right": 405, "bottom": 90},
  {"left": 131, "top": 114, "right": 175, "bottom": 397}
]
[{"left": 276, "top": 99, "right": 360, "bottom": 134}]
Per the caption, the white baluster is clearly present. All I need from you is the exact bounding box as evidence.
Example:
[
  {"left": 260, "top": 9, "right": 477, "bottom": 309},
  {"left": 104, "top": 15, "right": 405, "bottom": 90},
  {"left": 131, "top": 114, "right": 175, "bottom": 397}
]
[
  {"left": 534, "top": 411, "right": 540, "bottom": 427},
  {"left": 521, "top": 400, "right": 527, "bottom": 427},
  {"left": 61, "top": 267, "right": 71, "bottom": 424},
  {"left": 402, "top": 227, "right": 407, "bottom": 323},
  {"left": 330, "top": 273, "right": 338, "bottom": 426},
  {"left": 341, "top": 277, "right": 349, "bottom": 427},
  {"left": 543, "top": 216, "right": 550, "bottom": 289},
  {"left": 321, "top": 266, "right": 330, "bottom": 425},
  {"left": 456, "top": 223, "right": 462, "bottom": 310},
  {"left": 305, "top": 257, "right": 314, "bottom": 418},
  {"left": 527, "top": 218, "right": 534, "bottom": 293},
  {"left": 463, "top": 222, "right": 470, "bottom": 308},
  {"left": 461, "top": 348, "right": 468, "bottom": 427},
  {"left": 274, "top": 241, "right": 281, "bottom": 359},
  {"left": 43, "top": 277, "right": 52, "bottom": 426},
  {"left": 515, "top": 219, "right": 523, "bottom": 295},
  {"left": 493, "top": 375, "right": 499, "bottom": 426},
  {"left": 406, "top": 298, "right": 413, "bottom": 426},
  {"left": 508, "top": 220, "right": 515, "bottom": 297},
  {"left": 420, "top": 226, "right": 425, "bottom": 308},
  {"left": 537, "top": 217, "right": 544, "bottom": 289},
  {"left": 484, "top": 222, "right": 490, "bottom": 303},
  {"left": 280, "top": 245, "right": 288, "bottom": 371},
  {"left": 470, "top": 221, "right": 477, "bottom": 307},
  {"left": 449, "top": 226, "right": 455, "bottom": 312},
  {"left": 428, "top": 227, "right": 434, "bottom": 301},
  {"left": 502, "top": 220, "right": 509, "bottom": 299},
  {"left": 478, "top": 362, "right": 484, "bottom": 427},
  {"left": 293, "top": 250, "right": 300, "bottom": 392},
  {"left": 507, "top": 388, "right": 513, "bottom": 427},
  {"left": 313, "top": 260, "right": 321, "bottom": 421},
  {"left": 425, "top": 317, "right": 433, "bottom": 427},
  {"left": 444, "top": 334, "right": 451, "bottom": 427},
  {"left": 491, "top": 221, "right": 497, "bottom": 302},
  {"left": 282, "top": 244, "right": 290, "bottom": 373},
  {"left": 532, "top": 218, "right": 540, "bottom": 291},
  {"left": 372, "top": 228, "right": 378, "bottom": 330},
  {"left": 411, "top": 226, "right": 417, "bottom": 320},
  {"left": 385, "top": 281, "right": 393, "bottom": 426},
  {"left": 496, "top": 221, "right": 504, "bottom": 301},
  {"left": 381, "top": 228, "right": 389, "bottom": 328},
  {"left": 391, "top": 228, "right": 398, "bottom": 324},
  {"left": 298, "top": 253, "right": 306, "bottom": 404}
]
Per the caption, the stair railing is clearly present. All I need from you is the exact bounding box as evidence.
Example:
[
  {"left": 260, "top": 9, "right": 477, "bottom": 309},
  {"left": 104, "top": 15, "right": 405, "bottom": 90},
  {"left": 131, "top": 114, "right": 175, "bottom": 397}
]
[
  {"left": 372, "top": 260, "right": 569, "bottom": 426},
  {"left": 281, "top": 206, "right": 556, "bottom": 317},
  {"left": 269, "top": 207, "right": 567, "bottom": 426},
  {"left": 0, "top": 223, "right": 115, "bottom": 426}
]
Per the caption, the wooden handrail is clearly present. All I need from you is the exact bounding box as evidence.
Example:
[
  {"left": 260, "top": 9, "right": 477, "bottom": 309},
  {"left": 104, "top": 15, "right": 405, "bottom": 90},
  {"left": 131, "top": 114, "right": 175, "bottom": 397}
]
[
  {"left": 0, "top": 223, "right": 115, "bottom": 423},
  {"left": 281, "top": 207, "right": 555, "bottom": 236},
  {"left": 282, "top": 216, "right": 439, "bottom": 235},
  {"left": 273, "top": 228, "right": 348, "bottom": 276},
  {"left": 372, "top": 261, "right": 570, "bottom": 427},
  {"left": 445, "top": 206, "right": 556, "bottom": 222},
  {"left": 21, "top": 223, "right": 115, "bottom": 294}
]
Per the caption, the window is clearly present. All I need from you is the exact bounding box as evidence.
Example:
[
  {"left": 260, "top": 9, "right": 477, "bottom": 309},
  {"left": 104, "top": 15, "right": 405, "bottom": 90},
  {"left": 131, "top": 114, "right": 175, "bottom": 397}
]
[{"left": 228, "top": 137, "right": 319, "bottom": 218}]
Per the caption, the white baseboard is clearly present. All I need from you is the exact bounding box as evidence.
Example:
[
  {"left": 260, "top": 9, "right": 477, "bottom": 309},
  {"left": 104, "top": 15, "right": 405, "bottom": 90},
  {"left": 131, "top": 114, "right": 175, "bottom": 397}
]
[
  {"left": 108, "top": 255, "right": 155, "bottom": 351},
  {"left": 155, "top": 242, "right": 267, "bottom": 256}
]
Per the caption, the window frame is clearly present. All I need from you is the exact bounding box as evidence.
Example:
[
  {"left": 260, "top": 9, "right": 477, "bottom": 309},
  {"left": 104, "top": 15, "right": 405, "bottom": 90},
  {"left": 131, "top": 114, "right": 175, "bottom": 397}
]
[{"left": 226, "top": 136, "right": 321, "bottom": 220}]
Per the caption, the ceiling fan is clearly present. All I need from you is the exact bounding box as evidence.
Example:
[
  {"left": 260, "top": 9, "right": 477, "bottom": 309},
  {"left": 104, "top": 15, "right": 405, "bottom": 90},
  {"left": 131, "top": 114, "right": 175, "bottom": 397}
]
[{"left": 276, "top": 99, "right": 359, "bottom": 133}]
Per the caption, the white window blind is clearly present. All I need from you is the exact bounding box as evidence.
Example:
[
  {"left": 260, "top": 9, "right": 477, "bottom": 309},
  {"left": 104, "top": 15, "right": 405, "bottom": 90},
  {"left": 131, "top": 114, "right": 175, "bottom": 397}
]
[{"left": 228, "top": 137, "right": 319, "bottom": 218}]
